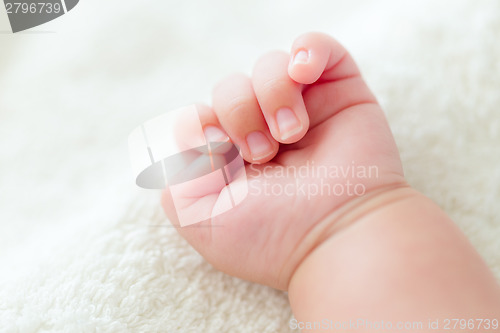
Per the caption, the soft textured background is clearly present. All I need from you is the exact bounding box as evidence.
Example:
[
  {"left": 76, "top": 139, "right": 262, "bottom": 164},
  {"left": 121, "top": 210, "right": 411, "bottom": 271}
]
[{"left": 1, "top": 0, "right": 499, "bottom": 332}]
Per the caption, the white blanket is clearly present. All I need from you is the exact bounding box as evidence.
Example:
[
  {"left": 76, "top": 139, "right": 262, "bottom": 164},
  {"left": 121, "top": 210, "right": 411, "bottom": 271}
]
[{"left": 1, "top": 0, "right": 499, "bottom": 331}]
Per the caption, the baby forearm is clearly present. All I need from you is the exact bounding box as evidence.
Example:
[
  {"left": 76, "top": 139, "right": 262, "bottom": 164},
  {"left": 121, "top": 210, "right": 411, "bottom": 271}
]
[{"left": 288, "top": 187, "right": 500, "bottom": 332}]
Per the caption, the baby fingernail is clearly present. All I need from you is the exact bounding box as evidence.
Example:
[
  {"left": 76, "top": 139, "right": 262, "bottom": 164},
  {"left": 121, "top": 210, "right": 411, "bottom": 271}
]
[
  {"left": 246, "top": 131, "right": 273, "bottom": 161},
  {"left": 276, "top": 107, "right": 303, "bottom": 140},
  {"left": 292, "top": 49, "right": 309, "bottom": 65},
  {"left": 204, "top": 126, "right": 229, "bottom": 142}
]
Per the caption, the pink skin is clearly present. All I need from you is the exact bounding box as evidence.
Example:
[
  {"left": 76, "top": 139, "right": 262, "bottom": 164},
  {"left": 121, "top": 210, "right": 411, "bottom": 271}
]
[
  {"left": 162, "top": 32, "right": 500, "bottom": 329},
  {"left": 162, "top": 32, "right": 405, "bottom": 289}
]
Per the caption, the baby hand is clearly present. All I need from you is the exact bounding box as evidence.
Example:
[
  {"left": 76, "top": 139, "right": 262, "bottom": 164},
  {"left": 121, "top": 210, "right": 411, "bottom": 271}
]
[{"left": 162, "top": 32, "right": 406, "bottom": 290}]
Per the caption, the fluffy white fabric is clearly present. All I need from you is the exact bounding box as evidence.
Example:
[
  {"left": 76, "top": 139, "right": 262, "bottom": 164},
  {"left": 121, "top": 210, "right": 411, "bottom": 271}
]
[{"left": 0, "top": 0, "right": 499, "bottom": 331}]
